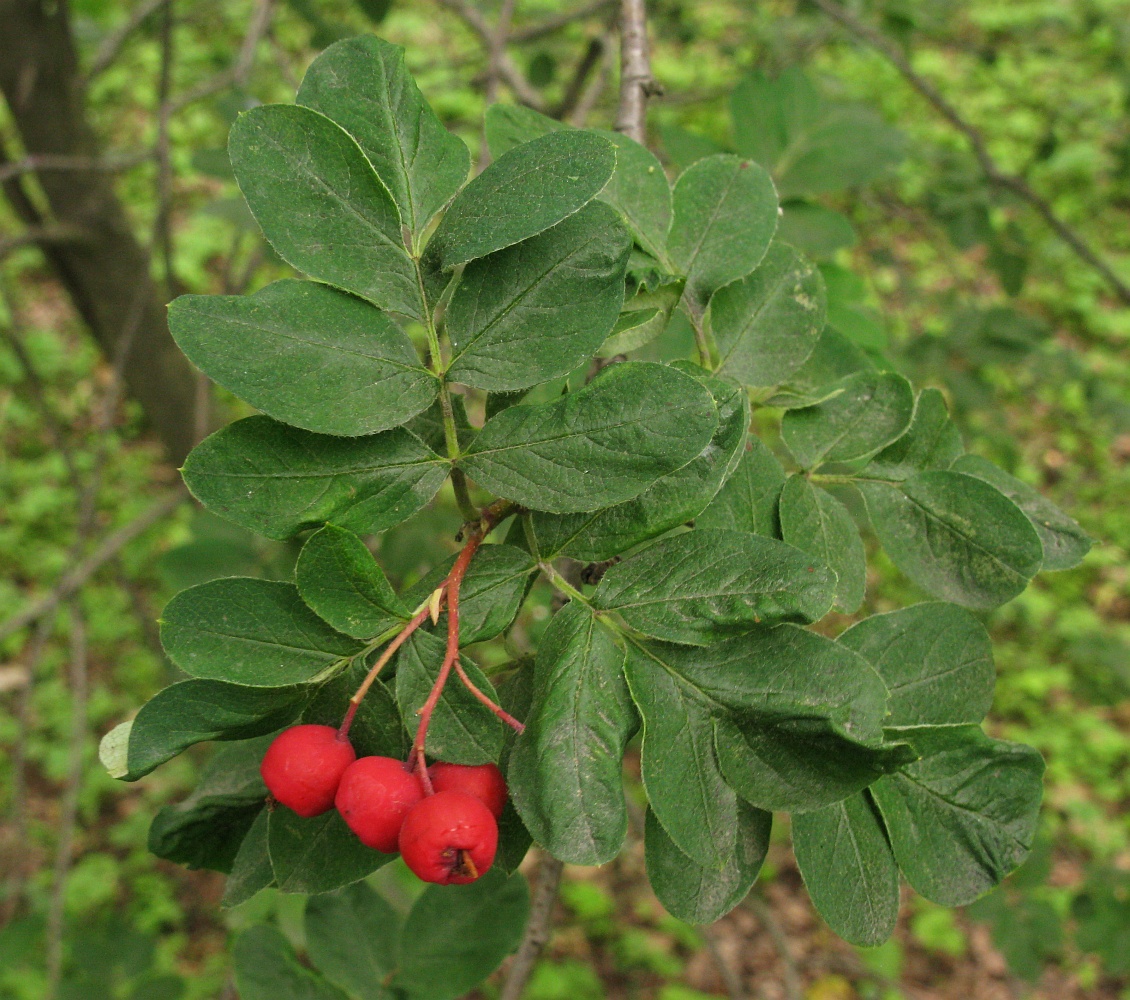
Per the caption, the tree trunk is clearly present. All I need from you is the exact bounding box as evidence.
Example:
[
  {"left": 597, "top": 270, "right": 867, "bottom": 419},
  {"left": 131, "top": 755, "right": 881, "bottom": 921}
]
[{"left": 0, "top": 0, "right": 199, "bottom": 464}]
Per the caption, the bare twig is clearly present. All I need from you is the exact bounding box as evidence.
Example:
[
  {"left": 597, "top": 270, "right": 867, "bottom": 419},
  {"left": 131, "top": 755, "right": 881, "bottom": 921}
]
[
  {"left": 703, "top": 924, "right": 746, "bottom": 1000},
  {"left": 0, "top": 224, "right": 89, "bottom": 260},
  {"left": 435, "top": 0, "right": 546, "bottom": 111},
  {"left": 554, "top": 36, "right": 606, "bottom": 120},
  {"left": 615, "top": 0, "right": 655, "bottom": 143},
  {"left": 0, "top": 151, "right": 151, "bottom": 184},
  {"left": 155, "top": 0, "right": 176, "bottom": 296},
  {"left": 86, "top": 0, "right": 174, "bottom": 81},
  {"left": 44, "top": 604, "right": 89, "bottom": 1000},
  {"left": 499, "top": 854, "right": 565, "bottom": 1000},
  {"left": 480, "top": 0, "right": 519, "bottom": 168},
  {"left": 0, "top": 488, "right": 186, "bottom": 644},
  {"left": 165, "top": 0, "right": 274, "bottom": 116},
  {"left": 511, "top": 0, "right": 616, "bottom": 42},
  {"left": 812, "top": 0, "right": 1130, "bottom": 306},
  {"left": 746, "top": 894, "right": 803, "bottom": 1000},
  {"left": 570, "top": 33, "right": 615, "bottom": 127}
]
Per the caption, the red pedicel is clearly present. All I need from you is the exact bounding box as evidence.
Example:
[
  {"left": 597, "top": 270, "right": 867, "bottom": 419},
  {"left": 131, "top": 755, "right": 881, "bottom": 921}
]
[
  {"left": 260, "top": 725, "right": 356, "bottom": 818},
  {"left": 335, "top": 756, "right": 425, "bottom": 853},
  {"left": 399, "top": 790, "right": 498, "bottom": 885},
  {"left": 428, "top": 761, "right": 508, "bottom": 819}
]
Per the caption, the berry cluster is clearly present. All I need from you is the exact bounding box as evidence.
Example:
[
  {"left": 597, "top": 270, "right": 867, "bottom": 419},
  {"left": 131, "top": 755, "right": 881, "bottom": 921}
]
[{"left": 260, "top": 724, "right": 504, "bottom": 884}]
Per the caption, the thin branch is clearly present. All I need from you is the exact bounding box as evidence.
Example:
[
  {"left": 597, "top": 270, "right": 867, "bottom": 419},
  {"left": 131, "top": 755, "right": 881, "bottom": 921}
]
[
  {"left": 44, "top": 604, "right": 89, "bottom": 1000},
  {"left": 615, "top": 0, "right": 655, "bottom": 143},
  {"left": 510, "top": 0, "right": 616, "bottom": 42},
  {"left": 155, "top": 0, "right": 176, "bottom": 296},
  {"left": 0, "top": 224, "right": 89, "bottom": 260},
  {"left": 479, "top": 0, "right": 519, "bottom": 168},
  {"left": 570, "top": 33, "right": 615, "bottom": 127},
  {"left": 0, "top": 488, "right": 186, "bottom": 644},
  {"left": 0, "top": 151, "right": 151, "bottom": 184},
  {"left": 86, "top": 0, "right": 174, "bottom": 81},
  {"left": 811, "top": 0, "right": 1130, "bottom": 307},
  {"left": 499, "top": 854, "right": 565, "bottom": 1000},
  {"left": 702, "top": 924, "right": 746, "bottom": 1000},
  {"left": 165, "top": 0, "right": 274, "bottom": 116},
  {"left": 745, "top": 894, "right": 803, "bottom": 1000},
  {"left": 434, "top": 0, "right": 546, "bottom": 111},
  {"left": 554, "top": 36, "right": 605, "bottom": 120}
]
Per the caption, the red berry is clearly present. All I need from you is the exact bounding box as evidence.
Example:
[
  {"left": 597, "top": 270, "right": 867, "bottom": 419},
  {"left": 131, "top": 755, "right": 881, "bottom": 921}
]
[
  {"left": 335, "top": 756, "right": 425, "bottom": 853},
  {"left": 399, "top": 790, "right": 498, "bottom": 885},
  {"left": 260, "top": 725, "right": 355, "bottom": 818},
  {"left": 428, "top": 761, "right": 508, "bottom": 818}
]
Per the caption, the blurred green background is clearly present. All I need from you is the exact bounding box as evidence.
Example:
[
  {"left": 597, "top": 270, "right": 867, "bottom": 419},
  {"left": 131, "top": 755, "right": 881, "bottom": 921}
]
[{"left": 1, "top": 1, "right": 1128, "bottom": 997}]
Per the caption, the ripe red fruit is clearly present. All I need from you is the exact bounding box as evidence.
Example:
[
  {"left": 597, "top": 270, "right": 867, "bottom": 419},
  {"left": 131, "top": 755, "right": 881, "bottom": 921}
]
[
  {"left": 399, "top": 790, "right": 498, "bottom": 885},
  {"left": 428, "top": 761, "right": 508, "bottom": 818},
  {"left": 335, "top": 756, "right": 425, "bottom": 853},
  {"left": 260, "top": 725, "right": 356, "bottom": 818}
]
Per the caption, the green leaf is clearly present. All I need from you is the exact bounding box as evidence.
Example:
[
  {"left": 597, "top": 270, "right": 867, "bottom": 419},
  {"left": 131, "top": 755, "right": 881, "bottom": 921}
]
[
  {"left": 402, "top": 544, "right": 536, "bottom": 645},
  {"left": 305, "top": 883, "right": 399, "bottom": 1000},
  {"left": 866, "top": 387, "right": 963, "bottom": 482},
  {"left": 696, "top": 437, "right": 786, "bottom": 537},
  {"left": 395, "top": 630, "right": 503, "bottom": 765},
  {"left": 951, "top": 454, "right": 1091, "bottom": 572},
  {"left": 445, "top": 201, "right": 631, "bottom": 391},
  {"left": 223, "top": 809, "right": 274, "bottom": 907},
  {"left": 714, "top": 715, "right": 908, "bottom": 814},
  {"left": 229, "top": 105, "right": 422, "bottom": 319},
  {"left": 529, "top": 366, "right": 748, "bottom": 561},
  {"left": 624, "top": 643, "right": 742, "bottom": 868},
  {"left": 302, "top": 663, "right": 408, "bottom": 759},
  {"left": 778, "top": 475, "right": 865, "bottom": 613},
  {"left": 781, "top": 370, "right": 914, "bottom": 469},
  {"left": 592, "top": 528, "right": 836, "bottom": 645},
  {"left": 593, "top": 129, "right": 672, "bottom": 259},
  {"left": 769, "top": 325, "right": 875, "bottom": 409},
  {"left": 792, "top": 792, "right": 900, "bottom": 946},
  {"left": 667, "top": 154, "right": 778, "bottom": 309},
  {"left": 234, "top": 925, "right": 349, "bottom": 1000},
  {"left": 838, "top": 602, "right": 995, "bottom": 727},
  {"left": 183, "top": 416, "right": 448, "bottom": 541},
  {"left": 628, "top": 627, "right": 889, "bottom": 748},
  {"left": 148, "top": 738, "right": 268, "bottom": 873},
  {"left": 123, "top": 679, "right": 307, "bottom": 779},
  {"left": 297, "top": 525, "right": 410, "bottom": 639},
  {"left": 508, "top": 603, "right": 636, "bottom": 865},
  {"left": 405, "top": 393, "right": 475, "bottom": 454},
  {"left": 296, "top": 35, "right": 469, "bottom": 246},
  {"left": 776, "top": 201, "right": 856, "bottom": 260},
  {"left": 712, "top": 241, "right": 826, "bottom": 387},
  {"left": 457, "top": 362, "right": 718, "bottom": 514},
  {"left": 161, "top": 578, "right": 360, "bottom": 686},
  {"left": 871, "top": 727, "right": 1044, "bottom": 906},
  {"left": 644, "top": 803, "right": 770, "bottom": 925},
  {"left": 394, "top": 870, "right": 530, "bottom": 1000},
  {"left": 859, "top": 471, "right": 1044, "bottom": 609},
  {"left": 427, "top": 130, "right": 616, "bottom": 270},
  {"left": 268, "top": 808, "right": 392, "bottom": 895},
  {"left": 169, "top": 281, "right": 436, "bottom": 438},
  {"left": 483, "top": 104, "right": 565, "bottom": 157}
]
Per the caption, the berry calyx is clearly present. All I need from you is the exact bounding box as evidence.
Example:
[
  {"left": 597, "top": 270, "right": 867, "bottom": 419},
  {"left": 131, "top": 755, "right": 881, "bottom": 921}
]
[
  {"left": 335, "top": 756, "right": 425, "bottom": 853},
  {"left": 399, "top": 790, "right": 498, "bottom": 885},
  {"left": 428, "top": 761, "right": 508, "bottom": 818},
  {"left": 260, "top": 725, "right": 356, "bottom": 818}
]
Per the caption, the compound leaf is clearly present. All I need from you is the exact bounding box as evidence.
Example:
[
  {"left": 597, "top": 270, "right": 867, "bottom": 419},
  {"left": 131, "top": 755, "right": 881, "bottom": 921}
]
[
  {"left": 161, "top": 578, "right": 361, "bottom": 686},
  {"left": 457, "top": 362, "right": 717, "bottom": 514},
  {"left": 169, "top": 280, "right": 436, "bottom": 438},
  {"left": 183, "top": 416, "right": 448, "bottom": 541},
  {"left": 860, "top": 471, "right": 1043, "bottom": 609},
  {"left": 508, "top": 602, "right": 636, "bottom": 865},
  {"left": 792, "top": 792, "right": 900, "bottom": 947},
  {"left": 446, "top": 201, "right": 631, "bottom": 391},
  {"left": 592, "top": 528, "right": 836, "bottom": 645},
  {"left": 297, "top": 35, "right": 469, "bottom": 246},
  {"left": 229, "top": 104, "right": 422, "bottom": 319},
  {"left": 838, "top": 602, "right": 995, "bottom": 727},
  {"left": 712, "top": 241, "right": 826, "bottom": 387}
]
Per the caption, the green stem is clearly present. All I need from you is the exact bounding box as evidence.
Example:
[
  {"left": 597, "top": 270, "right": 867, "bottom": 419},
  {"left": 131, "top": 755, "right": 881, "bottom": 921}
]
[{"left": 537, "top": 561, "right": 591, "bottom": 607}]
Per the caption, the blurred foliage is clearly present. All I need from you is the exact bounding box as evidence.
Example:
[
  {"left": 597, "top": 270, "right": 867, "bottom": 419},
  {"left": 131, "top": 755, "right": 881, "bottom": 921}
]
[{"left": 1, "top": 0, "right": 1129, "bottom": 996}]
